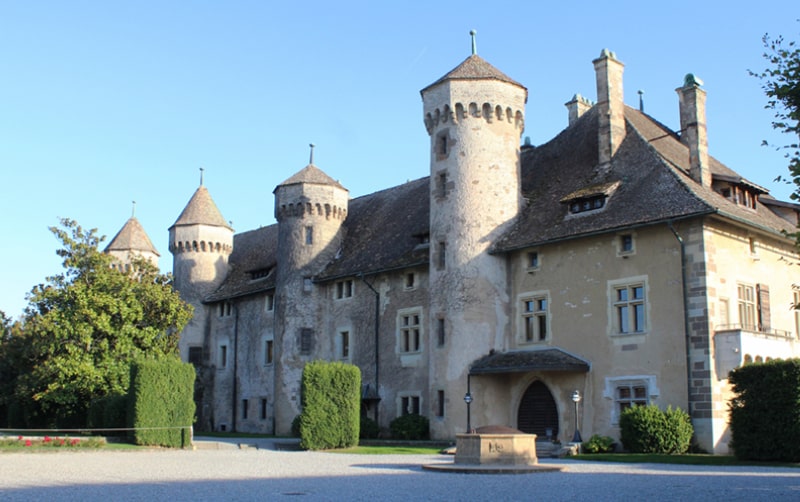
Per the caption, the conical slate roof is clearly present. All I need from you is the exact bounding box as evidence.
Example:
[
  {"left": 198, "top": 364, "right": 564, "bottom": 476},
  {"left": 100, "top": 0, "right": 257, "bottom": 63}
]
[
  {"left": 104, "top": 217, "right": 159, "bottom": 256},
  {"left": 170, "top": 185, "right": 232, "bottom": 230},
  {"left": 421, "top": 54, "right": 526, "bottom": 93},
  {"left": 276, "top": 164, "right": 346, "bottom": 190}
]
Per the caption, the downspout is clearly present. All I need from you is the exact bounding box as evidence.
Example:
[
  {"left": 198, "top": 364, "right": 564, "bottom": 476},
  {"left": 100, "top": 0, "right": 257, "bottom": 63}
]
[
  {"left": 358, "top": 273, "right": 380, "bottom": 426},
  {"left": 232, "top": 302, "right": 239, "bottom": 433},
  {"left": 667, "top": 222, "right": 693, "bottom": 419}
]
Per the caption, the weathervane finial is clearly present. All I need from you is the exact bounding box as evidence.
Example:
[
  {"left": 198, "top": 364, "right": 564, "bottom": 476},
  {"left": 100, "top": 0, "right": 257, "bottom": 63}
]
[
  {"left": 199, "top": 167, "right": 205, "bottom": 186},
  {"left": 309, "top": 143, "right": 315, "bottom": 165},
  {"left": 470, "top": 29, "right": 477, "bottom": 55},
  {"left": 131, "top": 200, "right": 136, "bottom": 218}
]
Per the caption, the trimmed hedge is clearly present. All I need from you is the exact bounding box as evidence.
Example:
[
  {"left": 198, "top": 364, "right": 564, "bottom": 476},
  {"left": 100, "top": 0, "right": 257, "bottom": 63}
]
[
  {"left": 729, "top": 359, "right": 800, "bottom": 461},
  {"left": 298, "top": 361, "right": 361, "bottom": 450},
  {"left": 128, "top": 359, "right": 195, "bottom": 448},
  {"left": 390, "top": 413, "right": 429, "bottom": 440},
  {"left": 619, "top": 405, "right": 692, "bottom": 454}
]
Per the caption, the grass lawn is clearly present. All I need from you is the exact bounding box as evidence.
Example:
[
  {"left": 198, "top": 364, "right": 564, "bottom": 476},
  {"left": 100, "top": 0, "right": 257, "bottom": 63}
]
[
  {"left": 572, "top": 453, "right": 800, "bottom": 468},
  {"left": 325, "top": 445, "right": 445, "bottom": 455}
]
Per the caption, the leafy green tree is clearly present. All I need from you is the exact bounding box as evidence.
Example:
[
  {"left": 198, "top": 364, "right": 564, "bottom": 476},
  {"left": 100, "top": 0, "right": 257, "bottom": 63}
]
[
  {"left": 752, "top": 28, "right": 800, "bottom": 226},
  {"left": 3, "top": 218, "right": 192, "bottom": 427}
]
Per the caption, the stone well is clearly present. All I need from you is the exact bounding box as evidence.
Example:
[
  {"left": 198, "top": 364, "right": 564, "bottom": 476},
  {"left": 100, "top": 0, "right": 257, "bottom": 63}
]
[{"left": 454, "top": 425, "right": 537, "bottom": 466}]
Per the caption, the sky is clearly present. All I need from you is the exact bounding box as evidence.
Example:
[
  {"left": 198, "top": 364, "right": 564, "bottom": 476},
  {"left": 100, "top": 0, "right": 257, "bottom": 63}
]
[{"left": 1, "top": 1, "right": 798, "bottom": 319}]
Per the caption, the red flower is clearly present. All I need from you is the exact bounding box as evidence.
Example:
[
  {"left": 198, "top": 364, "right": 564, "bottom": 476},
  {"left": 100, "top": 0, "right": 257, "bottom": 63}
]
[
  {"left": 44, "top": 436, "right": 51, "bottom": 442},
  {"left": 17, "top": 435, "right": 22, "bottom": 441},
  {"left": 70, "top": 439, "right": 79, "bottom": 446},
  {"left": 24, "top": 439, "right": 32, "bottom": 447}
]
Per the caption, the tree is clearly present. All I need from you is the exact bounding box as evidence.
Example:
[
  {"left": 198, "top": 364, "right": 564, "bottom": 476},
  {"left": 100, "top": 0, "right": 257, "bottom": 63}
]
[
  {"left": 752, "top": 28, "right": 800, "bottom": 231},
  {"left": 1, "top": 218, "right": 193, "bottom": 427}
]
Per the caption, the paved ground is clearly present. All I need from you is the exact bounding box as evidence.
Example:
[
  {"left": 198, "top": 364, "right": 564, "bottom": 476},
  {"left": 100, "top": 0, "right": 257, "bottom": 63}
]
[{"left": 1, "top": 438, "right": 799, "bottom": 501}]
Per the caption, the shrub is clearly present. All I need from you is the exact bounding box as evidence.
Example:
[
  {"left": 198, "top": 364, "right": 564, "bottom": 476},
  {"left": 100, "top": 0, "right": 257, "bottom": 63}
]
[
  {"left": 291, "top": 414, "right": 302, "bottom": 438},
  {"left": 729, "top": 359, "right": 800, "bottom": 461},
  {"left": 360, "top": 416, "right": 379, "bottom": 439},
  {"left": 87, "top": 394, "right": 128, "bottom": 435},
  {"left": 389, "top": 414, "right": 429, "bottom": 440},
  {"left": 298, "top": 361, "right": 361, "bottom": 450},
  {"left": 582, "top": 434, "right": 615, "bottom": 453},
  {"left": 619, "top": 405, "right": 692, "bottom": 454},
  {"left": 129, "top": 359, "right": 195, "bottom": 448}
]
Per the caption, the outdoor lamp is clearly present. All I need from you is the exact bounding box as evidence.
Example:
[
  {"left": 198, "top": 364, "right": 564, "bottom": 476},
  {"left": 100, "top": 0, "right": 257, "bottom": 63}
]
[{"left": 571, "top": 390, "right": 582, "bottom": 443}]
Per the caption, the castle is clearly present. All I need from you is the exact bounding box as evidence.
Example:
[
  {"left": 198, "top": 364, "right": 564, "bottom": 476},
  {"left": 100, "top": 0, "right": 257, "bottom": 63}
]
[{"left": 107, "top": 46, "right": 800, "bottom": 454}]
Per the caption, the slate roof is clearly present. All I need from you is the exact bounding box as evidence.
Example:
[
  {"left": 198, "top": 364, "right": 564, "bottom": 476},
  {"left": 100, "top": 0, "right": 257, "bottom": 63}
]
[
  {"left": 470, "top": 348, "right": 591, "bottom": 374},
  {"left": 104, "top": 217, "right": 159, "bottom": 256},
  {"left": 278, "top": 164, "right": 347, "bottom": 190},
  {"left": 420, "top": 54, "right": 526, "bottom": 94},
  {"left": 170, "top": 185, "right": 232, "bottom": 230},
  {"left": 204, "top": 100, "right": 795, "bottom": 303}
]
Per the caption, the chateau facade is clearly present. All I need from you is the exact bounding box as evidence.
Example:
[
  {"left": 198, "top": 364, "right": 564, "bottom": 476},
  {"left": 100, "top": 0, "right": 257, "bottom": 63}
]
[{"left": 111, "top": 48, "right": 800, "bottom": 454}]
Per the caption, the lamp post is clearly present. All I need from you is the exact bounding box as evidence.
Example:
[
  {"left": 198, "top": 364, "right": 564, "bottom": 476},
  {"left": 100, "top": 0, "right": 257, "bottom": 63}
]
[
  {"left": 464, "top": 376, "right": 473, "bottom": 433},
  {"left": 571, "top": 390, "right": 582, "bottom": 443}
]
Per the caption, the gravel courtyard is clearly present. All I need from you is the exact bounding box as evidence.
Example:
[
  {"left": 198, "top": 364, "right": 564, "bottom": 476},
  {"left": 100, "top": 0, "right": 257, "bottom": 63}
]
[{"left": 2, "top": 446, "right": 799, "bottom": 501}]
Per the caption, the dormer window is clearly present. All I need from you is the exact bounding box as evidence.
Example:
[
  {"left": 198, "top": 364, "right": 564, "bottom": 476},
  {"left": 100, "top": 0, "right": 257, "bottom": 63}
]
[
  {"left": 250, "top": 267, "right": 272, "bottom": 280},
  {"left": 713, "top": 175, "right": 765, "bottom": 210},
  {"left": 561, "top": 181, "right": 619, "bottom": 216},
  {"left": 569, "top": 195, "right": 606, "bottom": 214}
]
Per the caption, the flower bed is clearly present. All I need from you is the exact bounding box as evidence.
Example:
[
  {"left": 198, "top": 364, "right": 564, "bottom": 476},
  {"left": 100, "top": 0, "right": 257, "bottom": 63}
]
[{"left": 1, "top": 435, "right": 106, "bottom": 450}]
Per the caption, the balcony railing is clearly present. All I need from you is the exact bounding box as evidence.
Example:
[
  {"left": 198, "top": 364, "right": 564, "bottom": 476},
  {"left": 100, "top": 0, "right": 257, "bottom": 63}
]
[{"left": 714, "top": 323, "right": 795, "bottom": 340}]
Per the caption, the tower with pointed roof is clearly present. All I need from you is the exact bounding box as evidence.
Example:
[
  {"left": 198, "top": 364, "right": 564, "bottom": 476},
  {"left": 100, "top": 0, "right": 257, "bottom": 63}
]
[
  {"left": 105, "top": 213, "right": 160, "bottom": 269},
  {"left": 271, "top": 152, "right": 349, "bottom": 433},
  {"left": 169, "top": 178, "right": 234, "bottom": 362},
  {"left": 421, "top": 33, "right": 527, "bottom": 437}
]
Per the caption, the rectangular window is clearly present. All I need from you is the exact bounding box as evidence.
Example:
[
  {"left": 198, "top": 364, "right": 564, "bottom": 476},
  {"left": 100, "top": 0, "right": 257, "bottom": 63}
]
[
  {"left": 438, "top": 171, "right": 447, "bottom": 197},
  {"left": 339, "top": 331, "right": 350, "bottom": 359},
  {"left": 527, "top": 251, "right": 539, "bottom": 269},
  {"left": 242, "top": 399, "right": 248, "bottom": 420},
  {"left": 437, "top": 317, "right": 445, "bottom": 347},
  {"left": 436, "top": 390, "right": 445, "bottom": 417},
  {"left": 300, "top": 328, "right": 313, "bottom": 355},
  {"left": 757, "top": 284, "right": 770, "bottom": 332},
  {"left": 738, "top": 283, "right": 756, "bottom": 331},
  {"left": 188, "top": 346, "right": 203, "bottom": 366},
  {"left": 614, "top": 284, "right": 645, "bottom": 333},
  {"left": 718, "top": 298, "right": 730, "bottom": 328},
  {"left": 265, "top": 340, "right": 273, "bottom": 365},
  {"left": 265, "top": 294, "right": 274, "bottom": 311},
  {"left": 260, "top": 398, "right": 268, "bottom": 420},
  {"left": 794, "top": 290, "right": 800, "bottom": 338},
  {"left": 522, "top": 296, "right": 548, "bottom": 342},
  {"left": 219, "top": 345, "right": 227, "bottom": 368},
  {"left": 303, "top": 277, "right": 313, "bottom": 292},
  {"left": 405, "top": 272, "right": 416, "bottom": 289},
  {"left": 219, "top": 302, "right": 232, "bottom": 317},
  {"left": 619, "top": 234, "right": 634, "bottom": 254},
  {"left": 335, "top": 280, "right": 354, "bottom": 299},
  {"left": 437, "top": 241, "right": 446, "bottom": 269},
  {"left": 305, "top": 226, "right": 313, "bottom": 245},
  {"left": 616, "top": 384, "right": 648, "bottom": 416},
  {"left": 401, "top": 395, "right": 421, "bottom": 416},
  {"left": 399, "top": 312, "right": 422, "bottom": 353}
]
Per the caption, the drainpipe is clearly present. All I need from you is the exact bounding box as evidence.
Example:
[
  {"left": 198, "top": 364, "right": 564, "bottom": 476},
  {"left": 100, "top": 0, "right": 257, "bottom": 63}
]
[
  {"left": 231, "top": 302, "right": 239, "bottom": 433},
  {"left": 667, "top": 222, "right": 693, "bottom": 419},
  {"left": 358, "top": 273, "right": 380, "bottom": 426}
]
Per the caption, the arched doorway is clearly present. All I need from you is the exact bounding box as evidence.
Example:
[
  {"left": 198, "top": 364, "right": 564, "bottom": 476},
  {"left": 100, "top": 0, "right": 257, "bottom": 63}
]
[{"left": 517, "top": 380, "right": 559, "bottom": 439}]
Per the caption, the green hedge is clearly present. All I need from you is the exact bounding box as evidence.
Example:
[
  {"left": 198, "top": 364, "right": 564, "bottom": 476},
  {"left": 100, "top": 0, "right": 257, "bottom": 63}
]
[
  {"left": 619, "top": 405, "right": 692, "bottom": 454},
  {"left": 298, "top": 361, "right": 361, "bottom": 450},
  {"left": 729, "top": 359, "right": 800, "bottom": 461},
  {"left": 87, "top": 394, "right": 128, "bottom": 435},
  {"left": 128, "top": 359, "right": 195, "bottom": 448},
  {"left": 390, "top": 413, "right": 429, "bottom": 440}
]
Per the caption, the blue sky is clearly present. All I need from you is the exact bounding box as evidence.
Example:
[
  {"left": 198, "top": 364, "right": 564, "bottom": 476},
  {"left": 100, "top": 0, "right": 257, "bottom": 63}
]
[{"left": 1, "top": 1, "right": 798, "bottom": 318}]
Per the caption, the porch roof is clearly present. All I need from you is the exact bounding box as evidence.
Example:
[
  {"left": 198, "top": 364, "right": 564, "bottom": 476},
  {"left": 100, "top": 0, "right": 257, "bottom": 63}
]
[{"left": 469, "top": 348, "right": 590, "bottom": 375}]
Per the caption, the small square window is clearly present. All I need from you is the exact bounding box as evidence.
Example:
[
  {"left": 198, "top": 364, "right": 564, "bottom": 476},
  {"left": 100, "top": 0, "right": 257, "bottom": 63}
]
[
  {"left": 620, "top": 234, "right": 634, "bottom": 253},
  {"left": 219, "top": 345, "right": 228, "bottom": 368},
  {"left": 188, "top": 346, "right": 203, "bottom": 366},
  {"left": 405, "top": 272, "right": 416, "bottom": 289},
  {"left": 305, "top": 226, "right": 313, "bottom": 245},
  {"left": 436, "top": 390, "right": 445, "bottom": 417},
  {"left": 527, "top": 251, "right": 539, "bottom": 269},
  {"left": 242, "top": 399, "right": 249, "bottom": 420},
  {"left": 303, "top": 277, "right": 313, "bottom": 292},
  {"left": 437, "top": 317, "right": 445, "bottom": 347},
  {"left": 260, "top": 398, "right": 268, "bottom": 420},
  {"left": 265, "top": 340, "right": 274, "bottom": 365},
  {"left": 265, "top": 294, "right": 274, "bottom": 311}
]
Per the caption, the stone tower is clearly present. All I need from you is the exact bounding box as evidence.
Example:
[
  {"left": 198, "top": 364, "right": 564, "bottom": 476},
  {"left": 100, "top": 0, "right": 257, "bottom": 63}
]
[
  {"left": 169, "top": 178, "right": 234, "bottom": 361},
  {"left": 105, "top": 210, "right": 160, "bottom": 269},
  {"left": 272, "top": 156, "right": 349, "bottom": 434},
  {"left": 421, "top": 40, "right": 527, "bottom": 436}
]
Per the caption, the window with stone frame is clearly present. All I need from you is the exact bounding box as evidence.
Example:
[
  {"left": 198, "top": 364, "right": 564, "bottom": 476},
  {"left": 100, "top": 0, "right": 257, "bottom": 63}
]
[
  {"left": 738, "top": 283, "right": 757, "bottom": 331},
  {"left": 265, "top": 293, "right": 274, "bottom": 311},
  {"left": 219, "top": 344, "right": 228, "bottom": 369},
  {"left": 398, "top": 310, "right": 422, "bottom": 353},
  {"left": 521, "top": 295, "right": 548, "bottom": 342},
  {"left": 188, "top": 346, "right": 203, "bottom": 366},
  {"left": 335, "top": 279, "right": 354, "bottom": 299},
  {"left": 400, "top": 395, "right": 421, "bottom": 416},
  {"left": 604, "top": 375, "right": 658, "bottom": 424},
  {"left": 264, "top": 339, "right": 274, "bottom": 365},
  {"left": 337, "top": 330, "right": 350, "bottom": 360},
  {"left": 616, "top": 383, "right": 648, "bottom": 415},
  {"left": 613, "top": 283, "right": 646, "bottom": 334},
  {"left": 299, "top": 328, "right": 313, "bottom": 355}
]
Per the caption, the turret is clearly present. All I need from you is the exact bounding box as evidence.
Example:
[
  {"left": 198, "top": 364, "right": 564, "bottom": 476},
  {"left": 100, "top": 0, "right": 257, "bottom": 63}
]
[
  {"left": 272, "top": 148, "right": 349, "bottom": 434},
  {"left": 105, "top": 203, "right": 160, "bottom": 270},
  {"left": 169, "top": 172, "right": 234, "bottom": 361},
  {"left": 421, "top": 32, "right": 526, "bottom": 437}
]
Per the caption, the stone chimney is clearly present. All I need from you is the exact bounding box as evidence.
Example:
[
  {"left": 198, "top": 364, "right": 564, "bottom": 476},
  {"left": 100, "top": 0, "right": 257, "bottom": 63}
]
[
  {"left": 593, "top": 49, "right": 625, "bottom": 167},
  {"left": 564, "top": 93, "right": 593, "bottom": 126},
  {"left": 677, "top": 74, "right": 711, "bottom": 187}
]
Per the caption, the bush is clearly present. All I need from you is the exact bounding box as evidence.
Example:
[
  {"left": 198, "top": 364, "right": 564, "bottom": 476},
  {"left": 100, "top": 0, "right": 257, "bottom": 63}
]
[
  {"left": 360, "top": 416, "right": 379, "bottom": 439},
  {"left": 87, "top": 394, "right": 128, "bottom": 435},
  {"left": 291, "top": 414, "right": 302, "bottom": 438},
  {"left": 389, "top": 414, "right": 429, "bottom": 440},
  {"left": 298, "top": 361, "right": 361, "bottom": 450},
  {"left": 619, "top": 405, "right": 692, "bottom": 454},
  {"left": 128, "top": 359, "right": 195, "bottom": 448},
  {"left": 582, "top": 434, "right": 615, "bottom": 453},
  {"left": 729, "top": 359, "right": 800, "bottom": 461}
]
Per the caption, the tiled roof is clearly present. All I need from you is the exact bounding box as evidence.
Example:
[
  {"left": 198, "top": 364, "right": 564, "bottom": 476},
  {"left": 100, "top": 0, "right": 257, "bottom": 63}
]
[
  {"left": 278, "top": 164, "right": 346, "bottom": 190},
  {"left": 205, "top": 225, "right": 279, "bottom": 302},
  {"left": 104, "top": 217, "right": 159, "bottom": 256},
  {"left": 170, "top": 186, "right": 232, "bottom": 230},
  {"left": 421, "top": 54, "right": 526, "bottom": 94},
  {"left": 470, "top": 348, "right": 591, "bottom": 374}
]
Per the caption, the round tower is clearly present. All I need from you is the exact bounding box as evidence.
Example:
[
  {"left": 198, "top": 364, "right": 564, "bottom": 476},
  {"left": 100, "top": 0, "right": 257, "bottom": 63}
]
[
  {"left": 105, "top": 204, "right": 160, "bottom": 270},
  {"left": 168, "top": 175, "right": 234, "bottom": 361},
  {"left": 421, "top": 36, "right": 527, "bottom": 438},
  {"left": 272, "top": 152, "right": 349, "bottom": 434}
]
